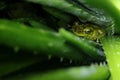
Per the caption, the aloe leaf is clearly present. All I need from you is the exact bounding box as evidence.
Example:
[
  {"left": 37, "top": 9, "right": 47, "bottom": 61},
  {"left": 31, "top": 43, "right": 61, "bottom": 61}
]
[
  {"left": 0, "top": 19, "right": 85, "bottom": 61},
  {"left": 42, "top": 6, "right": 72, "bottom": 23},
  {"left": 102, "top": 36, "right": 120, "bottom": 80},
  {"left": 3, "top": 64, "right": 110, "bottom": 80},
  {"left": 25, "top": 0, "right": 112, "bottom": 27}
]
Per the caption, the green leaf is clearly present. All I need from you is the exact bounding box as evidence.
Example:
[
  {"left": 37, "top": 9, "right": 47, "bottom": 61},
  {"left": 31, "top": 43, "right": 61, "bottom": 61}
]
[
  {"left": 0, "top": 19, "right": 85, "bottom": 61},
  {"left": 3, "top": 65, "right": 110, "bottom": 80},
  {"left": 102, "top": 36, "right": 120, "bottom": 80}
]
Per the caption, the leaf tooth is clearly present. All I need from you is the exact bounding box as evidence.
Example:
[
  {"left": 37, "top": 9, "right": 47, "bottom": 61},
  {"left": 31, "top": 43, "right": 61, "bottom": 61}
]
[
  {"left": 103, "top": 61, "right": 107, "bottom": 65},
  {"left": 91, "top": 63, "right": 98, "bottom": 67},
  {"left": 48, "top": 55, "right": 52, "bottom": 60},
  {"left": 99, "top": 62, "right": 104, "bottom": 67},
  {"left": 14, "top": 46, "right": 19, "bottom": 53},
  {"left": 69, "top": 59, "right": 73, "bottom": 64},
  {"left": 60, "top": 57, "right": 64, "bottom": 62},
  {"left": 33, "top": 51, "right": 38, "bottom": 55}
]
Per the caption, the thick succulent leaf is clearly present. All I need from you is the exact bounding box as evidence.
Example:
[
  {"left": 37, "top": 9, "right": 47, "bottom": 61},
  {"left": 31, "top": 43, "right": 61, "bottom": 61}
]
[
  {"left": 0, "top": 19, "right": 87, "bottom": 61},
  {"left": 25, "top": 0, "right": 112, "bottom": 27},
  {"left": 3, "top": 64, "right": 110, "bottom": 80},
  {"left": 102, "top": 36, "right": 120, "bottom": 80}
]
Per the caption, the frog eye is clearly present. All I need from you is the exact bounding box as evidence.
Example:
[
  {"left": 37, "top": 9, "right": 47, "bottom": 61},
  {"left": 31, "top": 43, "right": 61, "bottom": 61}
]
[
  {"left": 98, "top": 30, "right": 104, "bottom": 35},
  {"left": 84, "top": 28, "right": 93, "bottom": 34}
]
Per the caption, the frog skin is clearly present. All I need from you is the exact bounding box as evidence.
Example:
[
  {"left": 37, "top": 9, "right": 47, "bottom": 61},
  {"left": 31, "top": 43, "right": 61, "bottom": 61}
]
[{"left": 71, "top": 22, "right": 105, "bottom": 42}]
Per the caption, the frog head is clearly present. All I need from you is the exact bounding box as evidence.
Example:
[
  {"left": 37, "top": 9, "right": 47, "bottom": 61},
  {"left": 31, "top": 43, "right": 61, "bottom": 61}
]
[{"left": 71, "top": 22, "right": 105, "bottom": 42}]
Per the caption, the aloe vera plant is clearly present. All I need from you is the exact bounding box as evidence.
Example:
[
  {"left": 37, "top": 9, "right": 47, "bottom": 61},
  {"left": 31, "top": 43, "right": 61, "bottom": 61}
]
[{"left": 0, "top": 0, "right": 120, "bottom": 80}]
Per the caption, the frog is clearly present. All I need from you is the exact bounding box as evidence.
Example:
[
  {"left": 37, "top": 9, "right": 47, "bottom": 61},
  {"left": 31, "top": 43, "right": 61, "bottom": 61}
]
[{"left": 71, "top": 22, "right": 105, "bottom": 42}]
